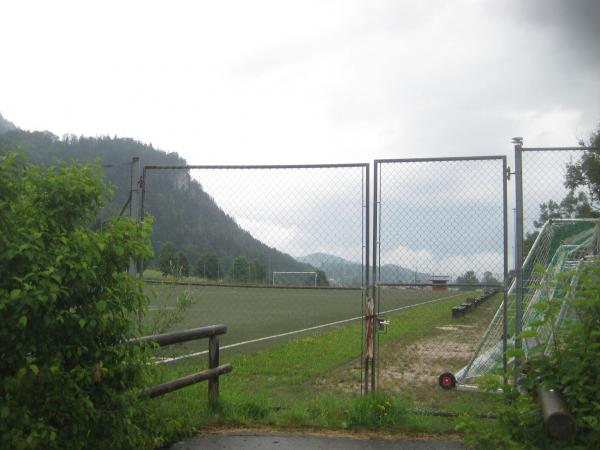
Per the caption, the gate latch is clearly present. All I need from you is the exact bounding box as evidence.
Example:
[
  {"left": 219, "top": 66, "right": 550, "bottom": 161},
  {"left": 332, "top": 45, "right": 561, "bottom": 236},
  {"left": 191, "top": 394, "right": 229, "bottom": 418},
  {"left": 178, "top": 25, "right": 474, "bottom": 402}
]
[{"left": 376, "top": 317, "right": 390, "bottom": 333}]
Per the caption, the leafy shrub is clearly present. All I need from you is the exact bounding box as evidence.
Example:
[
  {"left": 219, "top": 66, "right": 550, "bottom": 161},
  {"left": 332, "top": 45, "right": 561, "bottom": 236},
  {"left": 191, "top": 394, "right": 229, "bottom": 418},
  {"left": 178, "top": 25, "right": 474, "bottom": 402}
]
[{"left": 0, "top": 153, "right": 155, "bottom": 449}]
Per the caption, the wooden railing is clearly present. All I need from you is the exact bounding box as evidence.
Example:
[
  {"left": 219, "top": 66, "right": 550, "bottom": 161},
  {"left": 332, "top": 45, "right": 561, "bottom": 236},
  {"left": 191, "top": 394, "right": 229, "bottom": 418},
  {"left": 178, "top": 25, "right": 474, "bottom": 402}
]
[{"left": 131, "top": 324, "right": 232, "bottom": 404}]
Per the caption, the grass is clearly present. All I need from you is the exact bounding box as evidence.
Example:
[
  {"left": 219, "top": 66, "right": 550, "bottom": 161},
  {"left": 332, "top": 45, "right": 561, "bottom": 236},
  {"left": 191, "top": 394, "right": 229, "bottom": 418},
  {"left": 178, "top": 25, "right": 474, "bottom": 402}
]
[
  {"left": 143, "top": 280, "right": 457, "bottom": 358},
  {"left": 142, "top": 288, "right": 503, "bottom": 446}
]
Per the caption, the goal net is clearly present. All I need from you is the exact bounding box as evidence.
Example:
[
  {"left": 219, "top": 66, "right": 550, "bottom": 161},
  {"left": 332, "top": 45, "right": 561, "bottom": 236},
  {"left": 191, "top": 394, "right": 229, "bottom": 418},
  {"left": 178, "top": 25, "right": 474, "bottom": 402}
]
[
  {"left": 455, "top": 218, "right": 600, "bottom": 386},
  {"left": 272, "top": 271, "right": 318, "bottom": 287}
]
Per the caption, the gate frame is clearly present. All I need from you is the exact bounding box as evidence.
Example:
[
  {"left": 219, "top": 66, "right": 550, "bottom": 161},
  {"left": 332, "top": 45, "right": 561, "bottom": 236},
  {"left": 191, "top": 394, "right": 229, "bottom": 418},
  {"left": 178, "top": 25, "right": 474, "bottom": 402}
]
[
  {"left": 372, "top": 155, "right": 509, "bottom": 391},
  {"left": 139, "top": 162, "right": 372, "bottom": 393},
  {"left": 512, "top": 142, "right": 600, "bottom": 380}
]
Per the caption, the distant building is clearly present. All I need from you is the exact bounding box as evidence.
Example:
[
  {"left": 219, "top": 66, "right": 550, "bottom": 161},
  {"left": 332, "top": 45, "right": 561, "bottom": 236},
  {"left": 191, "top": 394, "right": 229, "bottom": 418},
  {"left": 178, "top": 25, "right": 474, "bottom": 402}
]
[{"left": 430, "top": 275, "right": 449, "bottom": 291}]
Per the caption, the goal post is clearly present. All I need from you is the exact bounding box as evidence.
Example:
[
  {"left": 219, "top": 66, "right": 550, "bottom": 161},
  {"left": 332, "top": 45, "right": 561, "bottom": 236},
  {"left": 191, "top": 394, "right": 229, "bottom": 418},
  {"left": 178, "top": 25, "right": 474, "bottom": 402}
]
[{"left": 272, "top": 271, "right": 318, "bottom": 287}]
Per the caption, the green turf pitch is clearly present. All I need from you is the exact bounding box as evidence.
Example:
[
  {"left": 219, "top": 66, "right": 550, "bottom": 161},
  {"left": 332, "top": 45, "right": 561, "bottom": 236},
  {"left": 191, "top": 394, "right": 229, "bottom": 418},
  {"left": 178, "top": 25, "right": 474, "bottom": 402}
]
[{"left": 144, "top": 282, "right": 465, "bottom": 358}]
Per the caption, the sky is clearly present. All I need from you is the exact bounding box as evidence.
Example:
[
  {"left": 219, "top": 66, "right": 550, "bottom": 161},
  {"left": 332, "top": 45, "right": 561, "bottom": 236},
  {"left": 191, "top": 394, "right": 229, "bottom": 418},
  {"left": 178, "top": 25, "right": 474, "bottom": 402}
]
[
  {"left": 1, "top": 0, "right": 599, "bottom": 166},
  {"left": 2, "top": 0, "right": 599, "bottom": 276}
]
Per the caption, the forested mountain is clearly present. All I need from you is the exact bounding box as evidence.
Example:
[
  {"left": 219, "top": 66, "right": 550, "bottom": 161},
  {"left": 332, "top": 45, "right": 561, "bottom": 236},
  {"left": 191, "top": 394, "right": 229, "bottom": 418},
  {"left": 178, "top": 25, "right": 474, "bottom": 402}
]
[
  {"left": 298, "top": 253, "right": 430, "bottom": 287},
  {"left": 0, "top": 113, "right": 17, "bottom": 134},
  {"left": 0, "top": 120, "right": 320, "bottom": 280}
]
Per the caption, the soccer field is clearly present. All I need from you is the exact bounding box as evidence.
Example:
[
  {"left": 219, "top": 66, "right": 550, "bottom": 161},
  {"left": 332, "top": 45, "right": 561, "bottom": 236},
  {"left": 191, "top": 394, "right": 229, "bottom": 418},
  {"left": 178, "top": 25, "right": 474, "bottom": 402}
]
[{"left": 143, "top": 281, "right": 466, "bottom": 359}]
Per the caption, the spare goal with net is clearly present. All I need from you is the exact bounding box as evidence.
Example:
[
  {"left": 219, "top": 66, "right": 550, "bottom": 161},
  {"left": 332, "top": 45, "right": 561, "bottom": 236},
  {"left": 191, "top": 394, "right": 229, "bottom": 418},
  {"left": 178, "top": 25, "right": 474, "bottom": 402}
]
[{"left": 453, "top": 218, "right": 600, "bottom": 387}]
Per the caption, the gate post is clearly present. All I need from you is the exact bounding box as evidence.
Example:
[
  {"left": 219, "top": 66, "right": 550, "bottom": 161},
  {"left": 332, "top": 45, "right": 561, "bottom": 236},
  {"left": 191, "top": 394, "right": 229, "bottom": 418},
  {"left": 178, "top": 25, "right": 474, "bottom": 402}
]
[
  {"left": 128, "top": 157, "right": 142, "bottom": 277},
  {"left": 513, "top": 137, "right": 524, "bottom": 382},
  {"left": 364, "top": 296, "right": 375, "bottom": 394},
  {"left": 502, "top": 156, "right": 509, "bottom": 381}
]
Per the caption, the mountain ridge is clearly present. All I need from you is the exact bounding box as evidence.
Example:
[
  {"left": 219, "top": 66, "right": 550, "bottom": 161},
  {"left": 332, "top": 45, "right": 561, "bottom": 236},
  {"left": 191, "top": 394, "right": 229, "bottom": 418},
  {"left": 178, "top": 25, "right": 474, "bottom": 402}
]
[
  {"left": 298, "top": 252, "right": 430, "bottom": 287},
  {"left": 0, "top": 118, "right": 320, "bottom": 280}
]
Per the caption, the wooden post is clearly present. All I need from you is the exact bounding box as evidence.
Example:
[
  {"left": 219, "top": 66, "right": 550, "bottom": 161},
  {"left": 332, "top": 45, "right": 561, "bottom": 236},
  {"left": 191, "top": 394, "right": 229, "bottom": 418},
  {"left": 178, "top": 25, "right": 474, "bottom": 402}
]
[{"left": 208, "top": 335, "right": 219, "bottom": 405}]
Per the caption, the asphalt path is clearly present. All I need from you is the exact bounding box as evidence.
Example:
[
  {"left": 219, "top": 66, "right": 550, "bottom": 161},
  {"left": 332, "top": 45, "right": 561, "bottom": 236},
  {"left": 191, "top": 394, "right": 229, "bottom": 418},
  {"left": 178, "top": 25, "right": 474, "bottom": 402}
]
[{"left": 169, "top": 432, "right": 465, "bottom": 450}]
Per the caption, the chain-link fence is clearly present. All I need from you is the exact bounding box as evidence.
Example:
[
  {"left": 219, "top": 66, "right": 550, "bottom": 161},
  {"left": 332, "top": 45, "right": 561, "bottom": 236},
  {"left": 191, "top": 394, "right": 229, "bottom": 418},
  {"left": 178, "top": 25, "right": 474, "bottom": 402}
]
[
  {"left": 513, "top": 144, "right": 600, "bottom": 369},
  {"left": 140, "top": 164, "right": 369, "bottom": 392},
  {"left": 373, "top": 157, "right": 508, "bottom": 405},
  {"left": 96, "top": 160, "right": 137, "bottom": 229}
]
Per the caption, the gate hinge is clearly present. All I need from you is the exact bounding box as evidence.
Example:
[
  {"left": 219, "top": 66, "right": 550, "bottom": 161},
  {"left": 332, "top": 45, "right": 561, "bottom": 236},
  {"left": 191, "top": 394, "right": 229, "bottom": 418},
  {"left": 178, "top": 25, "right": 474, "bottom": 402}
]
[{"left": 506, "top": 166, "right": 513, "bottom": 180}]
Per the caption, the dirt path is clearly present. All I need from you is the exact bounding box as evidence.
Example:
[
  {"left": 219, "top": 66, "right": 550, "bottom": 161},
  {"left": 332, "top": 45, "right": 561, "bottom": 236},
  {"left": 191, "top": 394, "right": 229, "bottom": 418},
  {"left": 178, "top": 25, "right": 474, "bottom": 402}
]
[{"left": 312, "top": 295, "right": 502, "bottom": 405}]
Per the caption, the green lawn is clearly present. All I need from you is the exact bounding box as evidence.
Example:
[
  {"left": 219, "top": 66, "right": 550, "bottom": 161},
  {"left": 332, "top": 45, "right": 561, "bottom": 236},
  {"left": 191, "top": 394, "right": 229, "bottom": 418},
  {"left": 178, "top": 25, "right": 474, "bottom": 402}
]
[{"left": 143, "top": 289, "right": 502, "bottom": 446}]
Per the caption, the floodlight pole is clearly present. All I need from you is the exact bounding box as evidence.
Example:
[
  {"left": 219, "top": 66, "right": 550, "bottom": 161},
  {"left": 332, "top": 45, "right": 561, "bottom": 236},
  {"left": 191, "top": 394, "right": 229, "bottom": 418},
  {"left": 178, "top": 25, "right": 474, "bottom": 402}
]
[{"left": 513, "top": 137, "right": 524, "bottom": 382}]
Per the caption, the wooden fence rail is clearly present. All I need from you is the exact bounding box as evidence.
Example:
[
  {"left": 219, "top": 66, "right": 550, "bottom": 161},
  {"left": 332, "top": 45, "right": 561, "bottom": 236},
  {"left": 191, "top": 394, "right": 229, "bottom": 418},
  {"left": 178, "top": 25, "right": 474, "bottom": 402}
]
[{"left": 130, "top": 324, "right": 232, "bottom": 404}]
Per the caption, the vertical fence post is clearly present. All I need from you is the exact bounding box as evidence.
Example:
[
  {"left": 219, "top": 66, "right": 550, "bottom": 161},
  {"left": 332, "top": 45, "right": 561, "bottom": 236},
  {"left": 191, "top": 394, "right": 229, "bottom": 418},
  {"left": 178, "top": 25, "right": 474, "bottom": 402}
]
[
  {"left": 208, "top": 335, "right": 219, "bottom": 406},
  {"left": 369, "top": 162, "right": 379, "bottom": 395},
  {"left": 129, "top": 157, "right": 141, "bottom": 277},
  {"left": 502, "top": 156, "right": 509, "bottom": 382},
  {"left": 364, "top": 296, "right": 375, "bottom": 395},
  {"left": 513, "top": 138, "right": 524, "bottom": 382}
]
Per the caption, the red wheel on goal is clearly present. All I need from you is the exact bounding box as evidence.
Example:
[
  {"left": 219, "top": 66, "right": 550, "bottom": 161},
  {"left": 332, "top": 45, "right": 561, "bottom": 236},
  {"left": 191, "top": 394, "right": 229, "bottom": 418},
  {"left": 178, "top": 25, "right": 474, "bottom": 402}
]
[{"left": 438, "top": 372, "right": 456, "bottom": 390}]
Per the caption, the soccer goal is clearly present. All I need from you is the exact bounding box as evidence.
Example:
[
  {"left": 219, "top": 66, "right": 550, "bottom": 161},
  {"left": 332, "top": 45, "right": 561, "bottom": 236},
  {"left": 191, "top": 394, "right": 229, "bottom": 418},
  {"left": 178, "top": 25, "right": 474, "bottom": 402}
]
[
  {"left": 272, "top": 271, "right": 318, "bottom": 287},
  {"left": 449, "top": 218, "right": 600, "bottom": 389}
]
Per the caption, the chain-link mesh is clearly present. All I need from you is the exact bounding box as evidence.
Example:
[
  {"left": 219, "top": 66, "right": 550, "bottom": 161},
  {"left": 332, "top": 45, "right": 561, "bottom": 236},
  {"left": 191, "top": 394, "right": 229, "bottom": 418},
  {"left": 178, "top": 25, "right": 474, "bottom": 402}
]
[
  {"left": 374, "top": 158, "right": 507, "bottom": 400},
  {"left": 140, "top": 164, "right": 368, "bottom": 391},
  {"left": 517, "top": 148, "right": 600, "bottom": 357},
  {"left": 96, "top": 161, "right": 136, "bottom": 228}
]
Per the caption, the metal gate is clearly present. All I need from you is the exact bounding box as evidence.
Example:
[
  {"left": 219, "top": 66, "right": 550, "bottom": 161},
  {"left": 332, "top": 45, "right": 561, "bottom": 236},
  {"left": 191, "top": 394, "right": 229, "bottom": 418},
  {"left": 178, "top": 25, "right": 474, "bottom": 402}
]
[
  {"left": 138, "top": 163, "right": 371, "bottom": 392},
  {"left": 371, "top": 157, "right": 508, "bottom": 401}
]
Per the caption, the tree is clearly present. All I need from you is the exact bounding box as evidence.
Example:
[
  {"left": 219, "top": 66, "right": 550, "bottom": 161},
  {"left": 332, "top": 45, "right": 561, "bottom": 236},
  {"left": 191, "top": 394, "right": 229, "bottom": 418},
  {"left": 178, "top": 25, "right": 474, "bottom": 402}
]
[
  {"left": 565, "top": 125, "right": 600, "bottom": 207},
  {"left": 456, "top": 270, "right": 479, "bottom": 287},
  {"left": 316, "top": 270, "right": 330, "bottom": 287},
  {"left": 532, "top": 124, "right": 600, "bottom": 230},
  {"left": 249, "top": 259, "right": 266, "bottom": 283},
  {"left": 0, "top": 153, "right": 154, "bottom": 449},
  {"left": 196, "top": 252, "right": 219, "bottom": 280},
  {"left": 232, "top": 256, "right": 250, "bottom": 283},
  {"left": 525, "top": 125, "right": 600, "bottom": 256},
  {"left": 177, "top": 252, "right": 190, "bottom": 276},
  {"left": 482, "top": 271, "right": 500, "bottom": 286},
  {"left": 158, "top": 242, "right": 178, "bottom": 276}
]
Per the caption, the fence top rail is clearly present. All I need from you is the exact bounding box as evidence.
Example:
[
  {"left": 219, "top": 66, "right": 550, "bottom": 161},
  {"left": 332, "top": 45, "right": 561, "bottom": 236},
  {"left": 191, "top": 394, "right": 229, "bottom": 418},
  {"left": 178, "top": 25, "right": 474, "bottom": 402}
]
[
  {"left": 131, "top": 324, "right": 227, "bottom": 347},
  {"left": 142, "top": 163, "right": 369, "bottom": 171},
  {"left": 521, "top": 147, "right": 600, "bottom": 152},
  {"left": 374, "top": 155, "right": 506, "bottom": 164}
]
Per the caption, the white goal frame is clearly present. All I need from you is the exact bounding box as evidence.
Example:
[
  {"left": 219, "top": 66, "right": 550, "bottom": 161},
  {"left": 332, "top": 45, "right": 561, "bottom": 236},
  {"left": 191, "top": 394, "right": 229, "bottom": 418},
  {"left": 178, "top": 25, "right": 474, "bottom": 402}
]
[{"left": 272, "top": 271, "right": 318, "bottom": 287}]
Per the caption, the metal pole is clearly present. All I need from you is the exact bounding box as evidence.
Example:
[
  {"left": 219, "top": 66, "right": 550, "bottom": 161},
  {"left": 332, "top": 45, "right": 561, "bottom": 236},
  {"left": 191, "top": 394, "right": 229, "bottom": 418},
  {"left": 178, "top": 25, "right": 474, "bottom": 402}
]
[
  {"left": 364, "top": 164, "right": 371, "bottom": 394},
  {"left": 370, "top": 163, "right": 378, "bottom": 393},
  {"left": 129, "top": 157, "right": 141, "bottom": 277},
  {"left": 513, "top": 137, "right": 524, "bottom": 381},
  {"left": 502, "top": 157, "right": 509, "bottom": 381}
]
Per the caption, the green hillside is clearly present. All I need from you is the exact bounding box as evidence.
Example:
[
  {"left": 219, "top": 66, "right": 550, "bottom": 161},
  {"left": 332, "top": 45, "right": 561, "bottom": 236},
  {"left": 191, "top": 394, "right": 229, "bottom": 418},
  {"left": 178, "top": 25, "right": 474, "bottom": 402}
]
[
  {"left": 298, "top": 252, "right": 429, "bottom": 287},
  {"left": 0, "top": 118, "right": 320, "bottom": 281}
]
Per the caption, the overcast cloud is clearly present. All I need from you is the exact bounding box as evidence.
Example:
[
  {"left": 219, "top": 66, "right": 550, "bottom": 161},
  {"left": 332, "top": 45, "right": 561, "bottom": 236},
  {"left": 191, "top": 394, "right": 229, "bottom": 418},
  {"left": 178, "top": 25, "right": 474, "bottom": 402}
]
[
  {"left": 1, "top": 0, "right": 599, "bottom": 274},
  {"left": 1, "top": 0, "right": 598, "bottom": 165}
]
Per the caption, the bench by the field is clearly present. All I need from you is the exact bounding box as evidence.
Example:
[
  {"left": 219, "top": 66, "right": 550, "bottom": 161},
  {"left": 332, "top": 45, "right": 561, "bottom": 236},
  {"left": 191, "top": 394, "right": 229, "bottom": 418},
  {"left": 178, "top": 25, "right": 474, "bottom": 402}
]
[{"left": 130, "top": 324, "right": 232, "bottom": 404}]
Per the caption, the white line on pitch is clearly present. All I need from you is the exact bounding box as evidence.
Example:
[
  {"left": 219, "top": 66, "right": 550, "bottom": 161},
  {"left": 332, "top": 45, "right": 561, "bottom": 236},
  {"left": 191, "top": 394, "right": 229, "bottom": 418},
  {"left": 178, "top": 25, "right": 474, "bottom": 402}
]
[{"left": 156, "top": 291, "right": 465, "bottom": 364}]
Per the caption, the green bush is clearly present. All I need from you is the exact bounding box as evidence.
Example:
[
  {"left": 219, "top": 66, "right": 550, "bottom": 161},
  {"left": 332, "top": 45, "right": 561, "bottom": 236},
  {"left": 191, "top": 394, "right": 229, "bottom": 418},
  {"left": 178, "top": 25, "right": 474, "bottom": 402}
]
[{"left": 0, "top": 153, "right": 155, "bottom": 449}]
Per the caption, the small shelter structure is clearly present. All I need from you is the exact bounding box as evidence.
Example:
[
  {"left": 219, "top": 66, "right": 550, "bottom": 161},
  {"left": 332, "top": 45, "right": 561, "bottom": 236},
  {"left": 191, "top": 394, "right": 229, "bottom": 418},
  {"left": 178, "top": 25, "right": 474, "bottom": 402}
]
[{"left": 430, "top": 275, "right": 449, "bottom": 291}]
